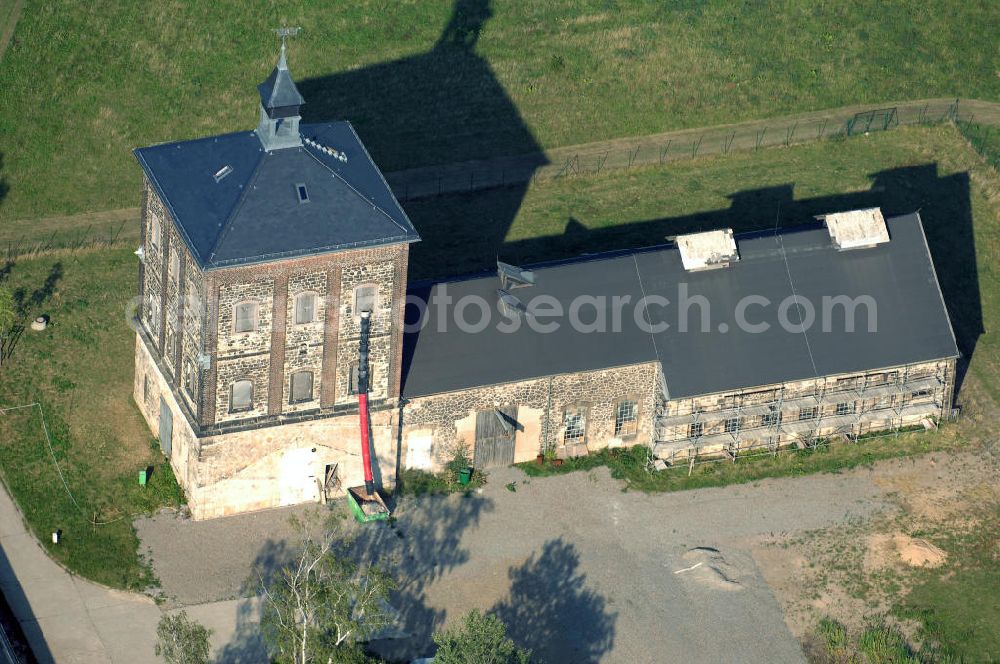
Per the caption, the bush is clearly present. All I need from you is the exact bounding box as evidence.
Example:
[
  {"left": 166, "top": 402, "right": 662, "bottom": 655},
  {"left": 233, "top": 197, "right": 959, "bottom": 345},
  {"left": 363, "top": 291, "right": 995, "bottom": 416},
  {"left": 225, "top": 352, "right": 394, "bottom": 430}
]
[
  {"left": 155, "top": 611, "right": 212, "bottom": 664},
  {"left": 433, "top": 609, "right": 532, "bottom": 664}
]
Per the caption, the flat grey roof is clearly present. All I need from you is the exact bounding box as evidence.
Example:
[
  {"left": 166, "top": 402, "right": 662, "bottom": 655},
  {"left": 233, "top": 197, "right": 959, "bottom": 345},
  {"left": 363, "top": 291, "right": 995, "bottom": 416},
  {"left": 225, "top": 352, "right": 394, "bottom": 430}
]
[
  {"left": 401, "top": 213, "right": 958, "bottom": 399},
  {"left": 134, "top": 122, "right": 419, "bottom": 270}
]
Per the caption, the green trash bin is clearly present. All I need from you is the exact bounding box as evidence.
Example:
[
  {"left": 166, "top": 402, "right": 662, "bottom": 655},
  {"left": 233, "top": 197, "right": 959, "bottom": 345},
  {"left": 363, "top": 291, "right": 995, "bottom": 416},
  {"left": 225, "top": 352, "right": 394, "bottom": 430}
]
[{"left": 458, "top": 467, "right": 473, "bottom": 486}]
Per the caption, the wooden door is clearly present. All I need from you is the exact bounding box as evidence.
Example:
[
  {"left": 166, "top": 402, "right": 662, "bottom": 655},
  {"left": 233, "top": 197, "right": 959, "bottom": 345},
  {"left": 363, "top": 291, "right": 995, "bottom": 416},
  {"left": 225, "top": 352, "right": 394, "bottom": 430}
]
[
  {"left": 158, "top": 397, "right": 173, "bottom": 458},
  {"left": 474, "top": 407, "right": 518, "bottom": 468}
]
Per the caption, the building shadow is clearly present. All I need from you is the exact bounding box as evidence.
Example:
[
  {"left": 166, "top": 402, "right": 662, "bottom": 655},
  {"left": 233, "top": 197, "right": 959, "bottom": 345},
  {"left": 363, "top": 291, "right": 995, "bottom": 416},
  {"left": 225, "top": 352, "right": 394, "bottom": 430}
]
[
  {"left": 297, "top": 0, "right": 546, "bottom": 278},
  {"left": 0, "top": 543, "right": 48, "bottom": 663},
  {"left": 404, "top": 162, "right": 981, "bottom": 396}
]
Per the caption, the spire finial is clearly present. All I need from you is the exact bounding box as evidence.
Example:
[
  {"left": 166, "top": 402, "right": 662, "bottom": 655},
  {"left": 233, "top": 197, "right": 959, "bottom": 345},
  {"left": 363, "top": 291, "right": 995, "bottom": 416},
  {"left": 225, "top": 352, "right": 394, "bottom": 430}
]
[{"left": 273, "top": 26, "right": 301, "bottom": 69}]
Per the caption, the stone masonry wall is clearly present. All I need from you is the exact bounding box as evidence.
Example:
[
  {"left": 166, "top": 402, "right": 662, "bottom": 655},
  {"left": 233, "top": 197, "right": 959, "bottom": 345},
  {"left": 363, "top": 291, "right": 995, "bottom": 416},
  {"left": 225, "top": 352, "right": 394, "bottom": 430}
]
[
  {"left": 283, "top": 271, "right": 328, "bottom": 414},
  {"left": 335, "top": 259, "right": 397, "bottom": 403},
  {"left": 403, "top": 362, "right": 660, "bottom": 470},
  {"left": 214, "top": 279, "right": 275, "bottom": 423}
]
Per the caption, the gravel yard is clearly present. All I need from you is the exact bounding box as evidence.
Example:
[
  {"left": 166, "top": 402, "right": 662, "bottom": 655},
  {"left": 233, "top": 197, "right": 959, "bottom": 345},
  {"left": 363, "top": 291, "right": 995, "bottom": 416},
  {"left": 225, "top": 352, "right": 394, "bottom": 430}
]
[{"left": 136, "top": 460, "right": 894, "bottom": 664}]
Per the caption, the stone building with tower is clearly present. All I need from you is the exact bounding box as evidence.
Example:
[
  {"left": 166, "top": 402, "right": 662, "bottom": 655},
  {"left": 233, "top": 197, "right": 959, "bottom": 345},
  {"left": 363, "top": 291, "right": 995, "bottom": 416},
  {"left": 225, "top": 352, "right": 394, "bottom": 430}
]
[{"left": 133, "top": 45, "right": 960, "bottom": 519}]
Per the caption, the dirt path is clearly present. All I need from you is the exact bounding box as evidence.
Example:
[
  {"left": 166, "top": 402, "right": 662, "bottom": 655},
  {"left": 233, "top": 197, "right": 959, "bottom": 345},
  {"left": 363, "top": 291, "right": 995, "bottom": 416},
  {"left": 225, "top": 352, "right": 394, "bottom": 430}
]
[
  {"left": 0, "top": 0, "right": 24, "bottom": 63},
  {"left": 7, "top": 98, "right": 1000, "bottom": 257}
]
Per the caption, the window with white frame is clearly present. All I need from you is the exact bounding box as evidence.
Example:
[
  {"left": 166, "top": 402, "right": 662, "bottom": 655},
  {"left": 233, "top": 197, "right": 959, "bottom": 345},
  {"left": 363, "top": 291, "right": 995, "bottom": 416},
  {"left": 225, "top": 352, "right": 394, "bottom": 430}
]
[
  {"left": 354, "top": 284, "right": 376, "bottom": 314},
  {"left": 613, "top": 400, "right": 638, "bottom": 437},
  {"left": 688, "top": 421, "right": 703, "bottom": 438},
  {"left": 724, "top": 417, "right": 740, "bottom": 433},
  {"left": 290, "top": 370, "right": 314, "bottom": 403},
  {"left": 836, "top": 401, "right": 856, "bottom": 416},
  {"left": 230, "top": 380, "right": 253, "bottom": 412},
  {"left": 294, "top": 292, "right": 317, "bottom": 324},
  {"left": 761, "top": 412, "right": 782, "bottom": 427},
  {"left": 799, "top": 406, "right": 819, "bottom": 420},
  {"left": 563, "top": 406, "right": 587, "bottom": 444},
  {"left": 234, "top": 302, "right": 257, "bottom": 333}
]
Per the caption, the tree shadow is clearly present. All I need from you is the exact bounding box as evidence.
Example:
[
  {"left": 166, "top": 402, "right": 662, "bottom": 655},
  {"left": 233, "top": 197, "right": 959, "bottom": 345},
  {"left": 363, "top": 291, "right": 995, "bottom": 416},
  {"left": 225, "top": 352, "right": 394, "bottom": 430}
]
[
  {"left": 490, "top": 539, "right": 616, "bottom": 664},
  {"left": 13, "top": 262, "right": 62, "bottom": 317},
  {"left": 297, "top": 0, "right": 545, "bottom": 281},
  {"left": 355, "top": 493, "right": 493, "bottom": 661},
  {"left": 214, "top": 495, "right": 493, "bottom": 662},
  {"left": 405, "top": 162, "right": 981, "bottom": 395}
]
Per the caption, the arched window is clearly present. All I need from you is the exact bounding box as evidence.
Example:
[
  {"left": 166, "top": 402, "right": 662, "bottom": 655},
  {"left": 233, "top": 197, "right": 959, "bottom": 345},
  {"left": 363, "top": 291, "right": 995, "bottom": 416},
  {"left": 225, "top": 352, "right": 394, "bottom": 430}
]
[
  {"left": 233, "top": 301, "right": 258, "bottom": 333},
  {"left": 290, "top": 370, "right": 314, "bottom": 403},
  {"left": 294, "top": 292, "right": 317, "bottom": 324},
  {"left": 230, "top": 380, "right": 253, "bottom": 412},
  {"left": 354, "top": 284, "right": 377, "bottom": 315}
]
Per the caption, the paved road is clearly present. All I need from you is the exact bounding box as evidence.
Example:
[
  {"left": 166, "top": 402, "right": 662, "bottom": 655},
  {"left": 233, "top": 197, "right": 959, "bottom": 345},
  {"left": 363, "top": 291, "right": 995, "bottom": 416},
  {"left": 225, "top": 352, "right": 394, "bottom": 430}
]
[
  {"left": 137, "top": 463, "right": 893, "bottom": 663},
  {"left": 0, "top": 479, "right": 257, "bottom": 663}
]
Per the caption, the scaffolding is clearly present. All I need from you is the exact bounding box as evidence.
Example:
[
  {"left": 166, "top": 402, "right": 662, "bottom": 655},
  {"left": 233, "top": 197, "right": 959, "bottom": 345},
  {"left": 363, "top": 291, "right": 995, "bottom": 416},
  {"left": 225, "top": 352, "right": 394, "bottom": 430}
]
[{"left": 652, "top": 361, "right": 953, "bottom": 464}]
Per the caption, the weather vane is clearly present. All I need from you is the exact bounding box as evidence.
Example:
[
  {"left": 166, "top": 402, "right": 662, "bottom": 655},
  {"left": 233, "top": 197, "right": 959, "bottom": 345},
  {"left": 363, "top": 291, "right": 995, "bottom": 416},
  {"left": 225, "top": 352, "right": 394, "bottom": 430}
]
[{"left": 274, "top": 26, "right": 301, "bottom": 49}]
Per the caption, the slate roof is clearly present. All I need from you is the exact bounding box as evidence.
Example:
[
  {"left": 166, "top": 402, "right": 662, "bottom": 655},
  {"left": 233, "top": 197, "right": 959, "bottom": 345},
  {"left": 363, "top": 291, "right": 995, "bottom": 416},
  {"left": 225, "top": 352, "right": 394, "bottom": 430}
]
[
  {"left": 400, "top": 213, "right": 959, "bottom": 399},
  {"left": 257, "top": 48, "right": 306, "bottom": 111},
  {"left": 134, "top": 121, "right": 419, "bottom": 269}
]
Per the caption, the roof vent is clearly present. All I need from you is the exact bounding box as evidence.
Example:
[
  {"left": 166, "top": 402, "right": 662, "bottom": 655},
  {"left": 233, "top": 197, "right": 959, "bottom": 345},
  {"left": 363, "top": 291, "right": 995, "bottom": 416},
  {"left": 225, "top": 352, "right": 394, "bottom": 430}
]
[
  {"left": 497, "top": 289, "right": 529, "bottom": 317},
  {"left": 675, "top": 229, "right": 739, "bottom": 271},
  {"left": 213, "top": 165, "right": 233, "bottom": 182},
  {"left": 303, "top": 137, "right": 348, "bottom": 163},
  {"left": 497, "top": 260, "right": 535, "bottom": 289},
  {"left": 819, "top": 208, "right": 890, "bottom": 250}
]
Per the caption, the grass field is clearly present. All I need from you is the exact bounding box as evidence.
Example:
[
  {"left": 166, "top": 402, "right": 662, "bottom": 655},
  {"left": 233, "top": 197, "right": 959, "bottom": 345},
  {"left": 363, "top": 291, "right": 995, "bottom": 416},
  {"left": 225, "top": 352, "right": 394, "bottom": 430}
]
[
  {"left": 0, "top": 250, "right": 183, "bottom": 590},
  {"left": 0, "top": 122, "right": 998, "bottom": 634},
  {"left": 0, "top": 0, "right": 998, "bottom": 221}
]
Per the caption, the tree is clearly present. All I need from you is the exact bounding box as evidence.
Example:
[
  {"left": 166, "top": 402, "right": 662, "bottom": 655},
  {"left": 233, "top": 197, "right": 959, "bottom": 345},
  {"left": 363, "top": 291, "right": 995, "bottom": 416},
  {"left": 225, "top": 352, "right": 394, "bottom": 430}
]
[
  {"left": 0, "top": 285, "right": 14, "bottom": 370},
  {"left": 432, "top": 610, "right": 532, "bottom": 664},
  {"left": 155, "top": 611, "right": 212, "bottom": 664},
  {"left": 257, "top": 520, "right": 395, "bottom": 664}
]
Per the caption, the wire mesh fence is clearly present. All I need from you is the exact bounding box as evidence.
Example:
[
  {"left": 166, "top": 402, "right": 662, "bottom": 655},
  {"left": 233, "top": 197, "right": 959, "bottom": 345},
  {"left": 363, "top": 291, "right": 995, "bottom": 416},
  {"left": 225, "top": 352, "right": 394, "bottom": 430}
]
[
  {"left": 389, "top": 98, "right": 975, "bottom": 202},
  {"left": 2, "top": 218, "right": 137, "bottom": 262}
]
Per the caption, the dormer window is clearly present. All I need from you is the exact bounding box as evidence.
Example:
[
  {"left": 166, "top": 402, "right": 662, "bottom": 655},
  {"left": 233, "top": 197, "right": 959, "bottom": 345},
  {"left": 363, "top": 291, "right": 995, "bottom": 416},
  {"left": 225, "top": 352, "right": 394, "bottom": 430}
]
[{"left": 296, "top": 183, "right": 309, "bottom": 203}]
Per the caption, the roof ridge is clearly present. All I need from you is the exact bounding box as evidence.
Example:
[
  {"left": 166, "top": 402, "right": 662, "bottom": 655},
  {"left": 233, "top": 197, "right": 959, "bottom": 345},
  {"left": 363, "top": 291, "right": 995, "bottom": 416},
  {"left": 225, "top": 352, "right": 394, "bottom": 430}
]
[
  {"left": 205, "top": 149, "right": 267, "bottom": 265},
  {"left": 343, "top": 122, "right": 418, "bottom": 234},
  {"left": 300, "top": 144, "right": 413, "bottom": 236}
]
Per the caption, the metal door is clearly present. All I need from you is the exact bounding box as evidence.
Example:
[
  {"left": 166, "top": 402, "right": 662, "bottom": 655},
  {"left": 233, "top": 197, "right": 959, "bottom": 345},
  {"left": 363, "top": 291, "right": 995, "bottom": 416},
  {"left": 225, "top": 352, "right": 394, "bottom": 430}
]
[
  {"left": 158, "top": 397, "right": 173, "bottom": 458},
  {"left": 474, "top": 407, "right": 518, "bottom": 468}
]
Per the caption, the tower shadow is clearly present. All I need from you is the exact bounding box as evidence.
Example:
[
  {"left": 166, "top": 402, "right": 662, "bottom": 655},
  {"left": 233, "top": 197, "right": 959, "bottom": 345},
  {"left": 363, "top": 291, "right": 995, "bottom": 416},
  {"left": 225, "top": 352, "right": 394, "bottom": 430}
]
[{"left": 298, "top": 0, "right": 546, "bottom": 275}]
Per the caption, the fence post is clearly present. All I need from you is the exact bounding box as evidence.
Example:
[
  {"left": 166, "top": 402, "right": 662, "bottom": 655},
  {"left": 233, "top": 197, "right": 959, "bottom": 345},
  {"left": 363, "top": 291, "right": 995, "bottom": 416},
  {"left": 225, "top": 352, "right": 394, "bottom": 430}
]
[
  {"left": 784, "top": 122, "right": 797, "bottom": 146},
  {"left": 659, "top": 140, "right": 672, "bottom": 164},
  {"left": 691, "top": 135, "right": 703, "bottom": 158},
  {"left": 755, "top": 128, "right": 766, "bottom": 150}
]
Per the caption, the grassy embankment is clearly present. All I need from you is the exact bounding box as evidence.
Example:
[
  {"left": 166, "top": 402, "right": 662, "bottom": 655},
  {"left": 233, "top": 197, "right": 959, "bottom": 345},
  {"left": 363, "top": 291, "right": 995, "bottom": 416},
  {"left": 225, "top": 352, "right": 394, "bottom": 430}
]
[{"left": 0, "top": 0, "right": 997, "bottom": 226}]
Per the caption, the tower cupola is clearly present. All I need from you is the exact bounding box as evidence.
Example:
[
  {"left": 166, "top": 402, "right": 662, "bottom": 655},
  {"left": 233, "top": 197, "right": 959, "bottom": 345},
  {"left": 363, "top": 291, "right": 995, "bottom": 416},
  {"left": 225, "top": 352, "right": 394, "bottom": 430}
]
[{"left": 255, "top": 37, "right": 306, "bottom": 151}]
